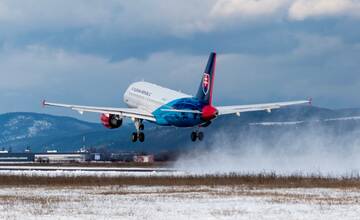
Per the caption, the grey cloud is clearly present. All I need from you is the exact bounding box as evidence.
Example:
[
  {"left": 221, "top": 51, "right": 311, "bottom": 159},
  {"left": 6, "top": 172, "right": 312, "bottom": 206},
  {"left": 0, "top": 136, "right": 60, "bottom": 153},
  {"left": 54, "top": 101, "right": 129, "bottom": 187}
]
[
  {"left": 213, "top": 33, "right": 360, "bottom": 108},
  {"left": 288, "top": 0, "right": 360, "bottom": 21},
  {"left": 1, "top": 1, "right": 359, "bottom": 61}
]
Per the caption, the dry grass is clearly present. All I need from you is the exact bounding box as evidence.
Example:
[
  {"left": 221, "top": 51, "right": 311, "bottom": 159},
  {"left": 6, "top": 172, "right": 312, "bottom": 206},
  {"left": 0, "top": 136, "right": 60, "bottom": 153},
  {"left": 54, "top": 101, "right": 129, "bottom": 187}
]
[
  {"left": 0, "top": 194, "right": 66, "bottom": 216},
  {"left": 98, "top": 188, "right": 211, "bottom": 196},
  {"left": 0, "top": 195, "right": 64, "bottom": 205},
  {"left": 0, "top": 173, "right": 359, "bottom": 188}
]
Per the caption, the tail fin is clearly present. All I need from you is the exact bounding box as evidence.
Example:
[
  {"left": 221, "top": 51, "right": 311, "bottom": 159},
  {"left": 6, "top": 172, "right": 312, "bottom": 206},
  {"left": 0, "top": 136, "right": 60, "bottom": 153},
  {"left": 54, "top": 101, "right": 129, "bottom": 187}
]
[{"left": 196, "top": 52, "right": 216, "bottom": 105}]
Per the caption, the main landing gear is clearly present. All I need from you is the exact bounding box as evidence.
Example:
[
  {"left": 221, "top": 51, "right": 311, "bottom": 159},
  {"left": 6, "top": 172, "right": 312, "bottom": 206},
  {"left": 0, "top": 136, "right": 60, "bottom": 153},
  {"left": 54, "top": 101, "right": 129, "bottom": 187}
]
[
  {"left": 191, "top": 131, "right": 204, "bottom": 142},
  {"left": 132, "top": 132, "right": 145, "bottom": 142},
  {"left": 132, "top": 119, "right": 145, "bottom": 142}
]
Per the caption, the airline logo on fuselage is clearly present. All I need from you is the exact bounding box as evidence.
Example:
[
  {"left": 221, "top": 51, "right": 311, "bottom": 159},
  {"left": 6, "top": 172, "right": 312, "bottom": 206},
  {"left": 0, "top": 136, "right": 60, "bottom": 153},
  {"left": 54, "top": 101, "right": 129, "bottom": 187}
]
[
  {"left": 202, "top": 73, "right": 210, "bottom": 95},
  {"left": 131, "top": 87, "right": 152, "bottom": 97}
]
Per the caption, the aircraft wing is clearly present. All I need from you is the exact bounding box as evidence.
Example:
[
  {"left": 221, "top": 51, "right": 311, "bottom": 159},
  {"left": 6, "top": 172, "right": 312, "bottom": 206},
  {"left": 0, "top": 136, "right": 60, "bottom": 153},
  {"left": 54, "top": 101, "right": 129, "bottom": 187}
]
[
  {"left": 216, "top": 99, "right": 311, "bottom": 116},
  {"left": 43, "top": 100, "right": 156, "bottom": 122}
]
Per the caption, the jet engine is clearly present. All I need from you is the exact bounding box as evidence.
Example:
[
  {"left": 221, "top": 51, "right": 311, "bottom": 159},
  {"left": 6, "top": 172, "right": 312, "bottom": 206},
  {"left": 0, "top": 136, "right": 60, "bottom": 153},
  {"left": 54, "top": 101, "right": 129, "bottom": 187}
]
[{"left": 100, "top": 114, "right": 122, "bottom": 129}]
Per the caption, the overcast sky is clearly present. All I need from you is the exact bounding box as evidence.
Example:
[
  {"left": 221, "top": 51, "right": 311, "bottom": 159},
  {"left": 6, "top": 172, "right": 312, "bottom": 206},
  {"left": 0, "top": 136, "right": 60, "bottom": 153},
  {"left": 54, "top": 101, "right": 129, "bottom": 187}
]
[{"left": 1, "top": 0, "right": 360, "bottom": 121}]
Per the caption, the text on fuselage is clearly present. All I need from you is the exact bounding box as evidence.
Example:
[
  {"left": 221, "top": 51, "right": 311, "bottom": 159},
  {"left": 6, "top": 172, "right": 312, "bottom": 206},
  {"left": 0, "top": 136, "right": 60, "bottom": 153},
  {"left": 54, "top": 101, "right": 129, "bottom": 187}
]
[{"left": 131, "top": 87, "right": 152, "bottom": 97}]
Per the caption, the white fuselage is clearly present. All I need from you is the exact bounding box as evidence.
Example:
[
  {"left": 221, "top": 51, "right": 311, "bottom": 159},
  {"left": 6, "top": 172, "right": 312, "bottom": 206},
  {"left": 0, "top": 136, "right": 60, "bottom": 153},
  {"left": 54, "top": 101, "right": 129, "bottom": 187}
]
[{"left": 123, "top": 81, "right": 191, "bottom": 113}]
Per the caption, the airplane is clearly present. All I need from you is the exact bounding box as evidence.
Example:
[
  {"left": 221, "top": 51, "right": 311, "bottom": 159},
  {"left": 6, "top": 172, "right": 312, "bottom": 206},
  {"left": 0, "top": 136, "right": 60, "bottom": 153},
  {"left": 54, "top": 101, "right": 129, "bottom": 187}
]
[{"left": 43, "top": 52, "right": 311, "bottom": 142}]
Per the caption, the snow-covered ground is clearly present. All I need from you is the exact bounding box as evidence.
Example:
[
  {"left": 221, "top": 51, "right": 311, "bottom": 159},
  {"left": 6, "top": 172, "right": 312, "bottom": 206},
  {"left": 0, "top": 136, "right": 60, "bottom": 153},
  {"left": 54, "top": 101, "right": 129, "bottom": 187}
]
[
  {"left": 0, "top": 166, "right": 184, "bottom": 177},
  {"left": 0, "top": 185, "right": 359, "bottom": 220}
]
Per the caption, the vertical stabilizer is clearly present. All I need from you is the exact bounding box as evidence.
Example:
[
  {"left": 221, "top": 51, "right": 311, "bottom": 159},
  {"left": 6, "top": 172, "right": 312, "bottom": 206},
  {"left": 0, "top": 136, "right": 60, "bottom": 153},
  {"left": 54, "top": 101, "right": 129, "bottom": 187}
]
[{"left": 196, "top": 52, "right": 216, "bottom": 105}]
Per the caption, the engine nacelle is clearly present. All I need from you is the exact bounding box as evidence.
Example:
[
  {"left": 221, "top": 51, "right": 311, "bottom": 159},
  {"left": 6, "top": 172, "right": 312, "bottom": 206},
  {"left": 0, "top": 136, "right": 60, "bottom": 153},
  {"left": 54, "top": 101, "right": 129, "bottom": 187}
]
[{"left": 100, "top": 114, "right": 122, "bottom": 129}]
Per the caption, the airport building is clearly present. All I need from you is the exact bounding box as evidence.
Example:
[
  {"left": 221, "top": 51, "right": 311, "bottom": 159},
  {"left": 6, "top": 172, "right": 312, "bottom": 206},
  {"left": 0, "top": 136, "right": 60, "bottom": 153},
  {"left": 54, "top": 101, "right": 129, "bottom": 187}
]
[
  {"left": 0, "top": 148, "right": 157, "bottom": 164},
  {"left": 35, "top": 153, "right": 89, "bottom": 163},
  {"left": 0, "top": 153, "right": 35, "bottom": 163},
  {"left": 133, "top": 155, "right": 154, "bottom": 163}
]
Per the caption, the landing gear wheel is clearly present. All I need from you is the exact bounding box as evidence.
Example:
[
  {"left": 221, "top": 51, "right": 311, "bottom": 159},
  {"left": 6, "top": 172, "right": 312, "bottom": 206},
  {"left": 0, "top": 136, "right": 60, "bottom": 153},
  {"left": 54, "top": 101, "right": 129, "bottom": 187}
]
[
  {"left": 198, "top": 132, "right": 204, "bottom": 141},
  {"left": 191, "top": 132, "right": 197, "bottom": 142},
  {"left": 138, "top": 132, "right": 145, "bottom": 142},
  {"left": 131, "top": 132, "right": 138, "bottom": 142}
]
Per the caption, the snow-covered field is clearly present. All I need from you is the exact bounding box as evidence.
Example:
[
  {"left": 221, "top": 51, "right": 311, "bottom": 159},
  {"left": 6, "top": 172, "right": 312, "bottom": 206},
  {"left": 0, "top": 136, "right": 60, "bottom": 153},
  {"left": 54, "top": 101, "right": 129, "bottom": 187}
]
[
  {"left": 0, "top": 185, "right": 359, "bottom": 220},
  {"left": 0, "top": 166, "right": 182, "bottom": 177}
]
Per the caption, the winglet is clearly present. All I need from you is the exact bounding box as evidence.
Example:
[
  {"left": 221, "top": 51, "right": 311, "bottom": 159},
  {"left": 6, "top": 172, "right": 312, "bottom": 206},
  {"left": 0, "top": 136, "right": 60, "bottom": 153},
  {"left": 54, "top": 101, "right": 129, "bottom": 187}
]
[
  {"left": 308, "top": 97, "right": 312, "bottom": 105},
  {"left": 42, "top": 99, "right": 46, "bottom": 107}
]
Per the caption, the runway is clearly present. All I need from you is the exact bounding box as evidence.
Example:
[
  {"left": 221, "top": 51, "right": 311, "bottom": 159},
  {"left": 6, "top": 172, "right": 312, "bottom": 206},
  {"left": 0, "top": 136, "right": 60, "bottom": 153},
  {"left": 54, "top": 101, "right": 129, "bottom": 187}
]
[
  {"left": 0, "top": 165, "right": 181, "bottom": 177},
  {"left": 0, "top": 165, "right": 176, "bottom": 173}
]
